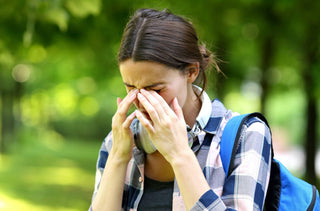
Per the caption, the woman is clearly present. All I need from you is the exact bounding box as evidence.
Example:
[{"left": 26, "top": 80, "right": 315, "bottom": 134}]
[{"left": 89, "top": 8, "right": 272, "bottom": 211}]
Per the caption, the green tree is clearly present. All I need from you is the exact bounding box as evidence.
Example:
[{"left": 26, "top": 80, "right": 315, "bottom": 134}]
[
  {"left": 0, "top": 1, "right": 319, "bottom": 187},
  {"left": 299, "top": 0, "right": 320, "bottom": 186},
  {"left": 0, "top": 0, "right": 103, "bottom": 153}
]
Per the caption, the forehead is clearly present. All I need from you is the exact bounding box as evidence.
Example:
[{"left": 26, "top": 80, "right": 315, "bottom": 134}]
[{"left": 119, "top": 60, "right": 182, "bottom": 87}]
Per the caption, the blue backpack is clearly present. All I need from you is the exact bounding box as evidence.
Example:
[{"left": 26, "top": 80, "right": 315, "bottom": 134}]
[{"left": 220, "top": 112, "right": 320, "bottom": 211}]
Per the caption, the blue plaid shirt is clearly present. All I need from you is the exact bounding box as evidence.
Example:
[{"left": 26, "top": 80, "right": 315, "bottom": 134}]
[{"left": 89, "top": 90, "right": 272, "bottom": 211}]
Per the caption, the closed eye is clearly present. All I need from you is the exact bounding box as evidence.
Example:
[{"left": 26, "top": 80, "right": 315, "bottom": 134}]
[
  {"left": 123, "top": 82, "right": 164, "bottom": 93},
  {"left": 145, "top": 87, "right": 163, "bottom": 93}
]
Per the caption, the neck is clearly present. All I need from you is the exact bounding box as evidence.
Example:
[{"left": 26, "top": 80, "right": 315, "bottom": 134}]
[
  {"left": 145, "top": 151, "right": 175, "bottom": 182},
  {"left": 182, "top": 86, "right": 201, "bottom": 128}
]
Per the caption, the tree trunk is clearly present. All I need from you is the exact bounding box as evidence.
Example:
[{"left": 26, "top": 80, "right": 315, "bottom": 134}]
[
  {"left": 259, "top": 0, "right": 277, "bottom": 115},
  {"left": 305, "top": 97, "right": 317, "bottom": 185},
  {"left": 303, "top": 35, "right": 318, "bottom": 186},
  {"left": 302, "top": 18, "right": 319, "bottom": 186},
  {"left": 0, "top": 89, "right": 15, "bottom": 154},
  {"left": 260, "top": 36, "right": 274, "bottom": 115}
]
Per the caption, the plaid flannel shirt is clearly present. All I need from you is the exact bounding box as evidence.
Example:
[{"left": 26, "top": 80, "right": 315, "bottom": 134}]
[{"left": 89, "top": 90, "right": 272, "bottom": 211}]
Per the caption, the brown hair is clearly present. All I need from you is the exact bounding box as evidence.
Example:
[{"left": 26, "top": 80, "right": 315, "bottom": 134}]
[{"left": 118, "top": 8, "right": 220, "bottom": 93}]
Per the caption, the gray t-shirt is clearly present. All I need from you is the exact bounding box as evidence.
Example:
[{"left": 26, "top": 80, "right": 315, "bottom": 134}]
[{"left": 137, "top": 176, "right": 174, "bottom": 210}]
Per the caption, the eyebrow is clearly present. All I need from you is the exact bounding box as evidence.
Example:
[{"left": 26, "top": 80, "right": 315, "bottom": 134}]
[{"left": 123, "top": 82, "right": 164, "bottom": 89}]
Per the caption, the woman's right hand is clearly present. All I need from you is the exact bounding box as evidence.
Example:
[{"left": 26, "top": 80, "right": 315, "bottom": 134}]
[{"left": 110, "top": 89, "right": 138, "bottom": 162}]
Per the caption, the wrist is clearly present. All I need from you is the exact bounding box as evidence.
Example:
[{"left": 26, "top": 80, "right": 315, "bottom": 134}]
[
  {"left": 109, "top": 149, "right": 132, "bottom": 164},
  {"left": 169, "top": 148, "right": 196, "bottom": 168},
  {"left": 169, "top": 148, "right": 210, "bottom": 209}
]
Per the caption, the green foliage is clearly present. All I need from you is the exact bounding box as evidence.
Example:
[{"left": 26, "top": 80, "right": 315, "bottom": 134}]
[
  {"left": 0, "top": 0, "right": 318, "bottom": 143},
  {"left": 0, "top": 0, "right": 319, "bottom": 143},
  {"left": 0, "top": 130, "right": 100, "bottom": 210},
  {"left": 65, "top": 0, "right": 101, "bottom": 18}
]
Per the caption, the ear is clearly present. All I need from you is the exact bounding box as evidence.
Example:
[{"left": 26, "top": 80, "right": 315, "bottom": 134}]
[{"left": 186, "top": 62, "right": 200, "bottom": 83}]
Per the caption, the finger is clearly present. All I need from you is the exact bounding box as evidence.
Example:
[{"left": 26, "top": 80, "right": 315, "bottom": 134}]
[
  {"left": 148, "top": 90, "right": 179, "bottom": 119},
  {"left": 172, "top": 97, "right": 185, "bottom": 120},
  {"left": 120, "top": 89, "right": 138, "bottom": 107},
  {"left": 117, "top": 89, "right": 138, "bottom": 116},
  {"left": 143, "top": 89, "right": 172, "bottom": 114},
  {"left": 137, "top": 92, "right": 161, "bottom": 123},
  {"left": 122, "top": 110, "right": 137, "bottom": 129},
  {"left": 135, "top": 109, "right": 154, "bottom": 132},
  {"left": 117, "top": 97, "right": 122, "bottom": 106},
  {"left": 140, "top": 89, "right": 167, "bottom": 116}
]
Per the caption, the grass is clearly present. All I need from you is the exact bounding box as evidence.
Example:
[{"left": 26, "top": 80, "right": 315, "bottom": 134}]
[
  {"left": 1, "top": 130, "right": 319, "bottom": 211},
  {"left": 0, "top": 131, "right": 102, "bottom": 211}
]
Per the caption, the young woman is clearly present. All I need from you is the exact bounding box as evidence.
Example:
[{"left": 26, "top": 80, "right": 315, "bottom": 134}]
[{"left": 89, "top": 8, "right": 272, "bottom": 211}]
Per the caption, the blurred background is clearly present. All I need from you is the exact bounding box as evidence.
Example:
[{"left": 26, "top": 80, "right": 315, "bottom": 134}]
[{"left": 0, "top": 0, "right": 319, "bottom": 210}]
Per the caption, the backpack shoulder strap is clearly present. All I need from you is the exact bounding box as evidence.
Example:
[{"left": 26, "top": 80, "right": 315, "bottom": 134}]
[
  {"left": 220, "top": 112, "right": 269, "bottom": 177},
  {"left": 220, "top": 114, "right": 248, "bottom": 177}
]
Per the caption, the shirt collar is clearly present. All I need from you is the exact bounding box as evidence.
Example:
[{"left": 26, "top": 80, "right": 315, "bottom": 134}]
[
  {"left": 190, "top": 86, "right": 228, "bottom": 135},
  {"left": 186, "top": 86, "right": 212, "bottom": 145}
]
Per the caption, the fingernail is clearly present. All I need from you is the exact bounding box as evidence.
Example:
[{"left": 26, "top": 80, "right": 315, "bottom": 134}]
[
  {"left": 174, "top": 97, "right": 179, "bottom": 105},
  {"left": 130, "top": 92, "right": 137, "bottom": 99},
  {"left": 131, "top": 89, "right": 138, "bottom": 94}
]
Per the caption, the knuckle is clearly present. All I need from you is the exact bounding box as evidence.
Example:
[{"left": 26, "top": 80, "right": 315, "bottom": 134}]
[
  {"left": 121, "top": 122, "right": 127, "bottom": 128},
  {"left": 122, "top": 120, "right": 131, "bottom": 129},
  {"left": 168, "top": 114, "right": 177, "bottom": 122},
  {"left": 162, "top": 118, "right": 171, "bottom": 127},
  {"left": 117, "top": 109, "right": 125, "bottom": 116},
  {"left": 112, "top": 115, "right": 117, "bottom": 123},
  {"left": 148, "top": 109, "right": 157, "bottom": 116}
]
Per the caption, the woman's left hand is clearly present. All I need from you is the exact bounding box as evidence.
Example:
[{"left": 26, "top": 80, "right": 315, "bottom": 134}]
[
  {"left": 135, "top": 89, "right": 190, "bottom": 163},
  {"left": 136, "top": 89, "right": 211, "bottom": 210}
]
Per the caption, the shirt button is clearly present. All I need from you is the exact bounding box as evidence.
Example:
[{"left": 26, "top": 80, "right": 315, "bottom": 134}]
[{"left": 139, "top": 177, "right": 143, "bottom": 183}]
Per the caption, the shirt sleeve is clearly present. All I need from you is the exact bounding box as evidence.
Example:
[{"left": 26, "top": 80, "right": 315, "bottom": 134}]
[
  {"left": 191, "top": 119, "right": 272, "bottom": 211},
  {"left": 88, "top": 132, "right": 113, "bottom": 211}
]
